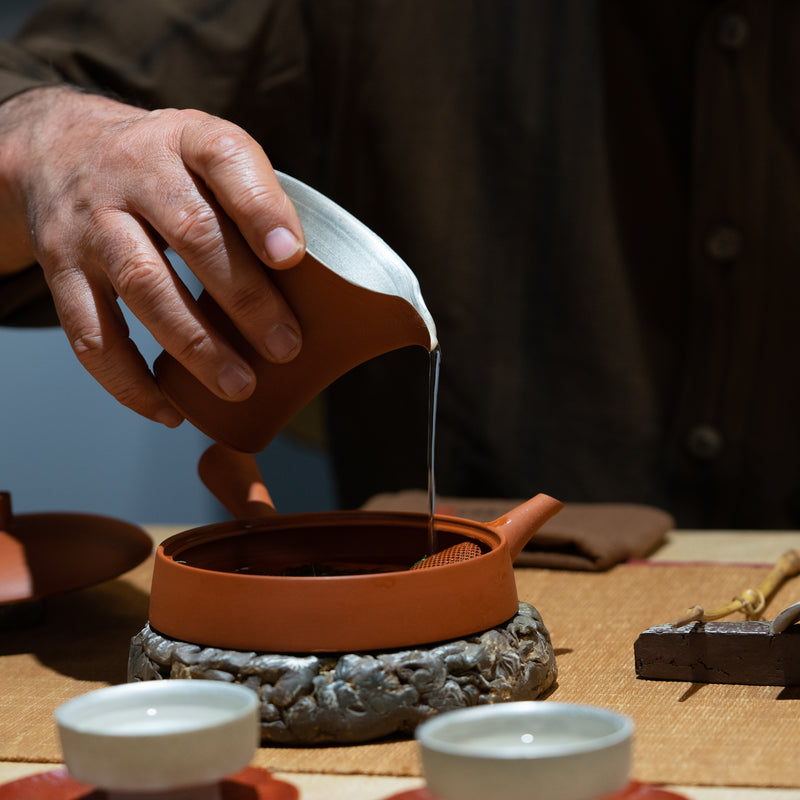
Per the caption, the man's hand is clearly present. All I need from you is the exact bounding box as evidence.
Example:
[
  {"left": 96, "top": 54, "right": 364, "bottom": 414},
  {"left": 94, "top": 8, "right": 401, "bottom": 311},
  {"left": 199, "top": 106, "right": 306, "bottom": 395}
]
[{"left": 0, "top": 86, "right": 306, "bottom": 426}]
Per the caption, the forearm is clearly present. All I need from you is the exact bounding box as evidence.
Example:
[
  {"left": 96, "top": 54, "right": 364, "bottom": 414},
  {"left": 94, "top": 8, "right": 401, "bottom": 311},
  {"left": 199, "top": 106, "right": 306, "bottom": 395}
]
[
  {"left": 0, "top": 90, "right": 53, "bottom": 322},
  {"left": 0, "top": 24, "right": 74, "bottom": 276},
  {"left": 0, "top": 87, "right": 113, "bottom": 326}
]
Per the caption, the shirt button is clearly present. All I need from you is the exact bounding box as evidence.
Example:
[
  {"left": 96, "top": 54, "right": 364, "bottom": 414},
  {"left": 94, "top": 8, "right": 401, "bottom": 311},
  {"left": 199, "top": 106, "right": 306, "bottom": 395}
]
[
  {"left": 686, "top": 424, "right": 724, "bottom": 460},
  {"left": 717, "top": 13, "right": 750, "bottom": 50},
  {"left": 704, "top": 224, "right": 743, "bottom": 262}
]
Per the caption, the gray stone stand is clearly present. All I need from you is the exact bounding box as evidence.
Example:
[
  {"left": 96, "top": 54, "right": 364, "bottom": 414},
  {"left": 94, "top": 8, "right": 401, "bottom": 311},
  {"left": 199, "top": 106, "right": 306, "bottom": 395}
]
[{"left": 128, "top": 601, "right": 557, "bottom": 744}]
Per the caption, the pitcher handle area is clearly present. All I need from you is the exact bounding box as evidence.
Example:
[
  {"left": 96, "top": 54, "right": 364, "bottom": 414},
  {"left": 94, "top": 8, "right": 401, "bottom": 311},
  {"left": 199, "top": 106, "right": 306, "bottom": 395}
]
[{"left": 198, "top": 444, "right": 277, "bottom": 520}]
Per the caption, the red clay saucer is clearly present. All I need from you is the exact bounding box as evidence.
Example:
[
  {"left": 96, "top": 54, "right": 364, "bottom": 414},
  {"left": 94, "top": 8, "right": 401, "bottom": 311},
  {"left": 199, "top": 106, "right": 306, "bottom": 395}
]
[
  {"left": 384, "top": 781, "right": 690, "bottom": 800},
  {"left": 0, "top": 767, "right": 298, "bottom": 799}
]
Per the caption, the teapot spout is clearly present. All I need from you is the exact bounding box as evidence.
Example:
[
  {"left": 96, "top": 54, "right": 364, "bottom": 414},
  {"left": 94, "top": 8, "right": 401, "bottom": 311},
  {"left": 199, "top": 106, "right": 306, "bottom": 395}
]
[{"left": 488, "top": 494, "right": 563, "bottom": 560}]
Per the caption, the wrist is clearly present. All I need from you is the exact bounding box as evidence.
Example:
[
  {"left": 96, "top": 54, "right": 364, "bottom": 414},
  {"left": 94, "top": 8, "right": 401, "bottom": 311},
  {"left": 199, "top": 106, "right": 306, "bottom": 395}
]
[
  {"left": 0, "top": 86, "right": 143, "bottom": 275},
  {"left": 0, "top": 87, "right": 70, "bottom": 273}
]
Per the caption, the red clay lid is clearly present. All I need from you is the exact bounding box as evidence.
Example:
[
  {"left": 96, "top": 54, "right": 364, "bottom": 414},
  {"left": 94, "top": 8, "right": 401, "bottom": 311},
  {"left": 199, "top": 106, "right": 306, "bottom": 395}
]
[{"left": 0, "top": 492, "right": 152, "bottom": 606}]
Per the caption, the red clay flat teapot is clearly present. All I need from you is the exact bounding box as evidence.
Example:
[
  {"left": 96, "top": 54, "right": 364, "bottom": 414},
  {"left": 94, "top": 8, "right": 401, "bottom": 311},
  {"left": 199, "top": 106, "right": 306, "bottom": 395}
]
[{"left": 147, "top": 447, "right": 562, "bottom": 653}]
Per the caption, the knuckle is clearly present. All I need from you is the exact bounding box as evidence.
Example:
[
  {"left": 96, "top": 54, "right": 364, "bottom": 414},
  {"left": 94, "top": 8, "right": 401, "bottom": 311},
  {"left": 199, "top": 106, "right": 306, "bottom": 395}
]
[
  {"left": 113, "top": 253, "right": 170, "bottom": 302},
  {"left": 226, "top": 281, "right": 274, "bottom": 320},
  {"left": 237, "top": 183, "right": 288, "bottom": 217},
  {"left": 179, "top": 114, "right": 293, "bottom": 225},
  {"left": 168, "top": 201, "right": 223, "bottom": 258},
  {"left": 189, "top": 122, "right": 280, "bottom": 198},
  {"left": 29, "top": 208, "right": 77, "bottom": 266},
  {"left": 34, "top": 235, "right": 71, "bottom": 274},
  {"left": 195, "top": 123, "right": 254, "bottom": 169},
  {"left": 34, "top": 202, "right": 120, "bottom": 273},
  {"left": 173, "top": 327, "right": 215, "bottom": 366},
  {"left": 162, "top": 107, "right": 207, "bottom": 127},
  {"left": 71, "top": 333, "right": 151, "bottom": 411},
  {"left": 109, "top": 380, "right": 151, "bottom": 412},
  {"left": 70, "top": 325, "right": 106, "bottom": 362},
  {"left": 83, "top": 207, "right": 127, "bottom": 254}
]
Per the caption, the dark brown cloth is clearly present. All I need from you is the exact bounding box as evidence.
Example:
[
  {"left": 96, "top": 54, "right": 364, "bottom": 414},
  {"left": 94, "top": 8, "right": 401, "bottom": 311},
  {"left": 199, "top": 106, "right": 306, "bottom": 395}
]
[
  {"left": 363, "top": 492, "right": 674, "bottom": 571},
  {"left": 515, "top": 503, "right": 675, "bottom": 571},
  {"left": 2, "top": 2, "right": 800, "bottom": 528}
]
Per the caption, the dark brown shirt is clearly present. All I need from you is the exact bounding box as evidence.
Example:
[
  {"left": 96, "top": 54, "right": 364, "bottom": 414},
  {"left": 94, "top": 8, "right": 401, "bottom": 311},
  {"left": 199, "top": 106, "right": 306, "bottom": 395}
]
[{"left": 1, "top": 1, "right": 798, "bottom": 527}]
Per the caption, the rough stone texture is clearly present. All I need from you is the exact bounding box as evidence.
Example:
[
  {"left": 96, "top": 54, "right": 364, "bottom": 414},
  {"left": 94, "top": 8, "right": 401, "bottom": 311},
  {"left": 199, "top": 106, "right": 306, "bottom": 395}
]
[{"left": 128, "top": 601, "right": 557, "bottom": 744}]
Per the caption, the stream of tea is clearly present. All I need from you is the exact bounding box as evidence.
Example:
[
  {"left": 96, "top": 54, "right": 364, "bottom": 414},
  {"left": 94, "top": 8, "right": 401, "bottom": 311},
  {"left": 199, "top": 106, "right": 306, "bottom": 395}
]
[{"left": 427, "top": 344, "right": 442, "bottom": 556}]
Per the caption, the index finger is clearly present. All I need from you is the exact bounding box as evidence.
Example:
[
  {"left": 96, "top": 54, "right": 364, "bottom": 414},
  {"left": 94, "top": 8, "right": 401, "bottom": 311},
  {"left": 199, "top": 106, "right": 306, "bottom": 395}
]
[{"left": 178, "top": 115, "right": 306, "bottom": 270}]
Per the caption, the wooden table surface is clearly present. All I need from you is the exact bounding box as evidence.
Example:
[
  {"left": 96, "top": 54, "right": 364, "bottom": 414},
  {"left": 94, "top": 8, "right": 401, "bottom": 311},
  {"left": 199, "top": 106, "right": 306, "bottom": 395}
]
[{"left": 2, "top": 526, "right": 799, "bottom": 800}]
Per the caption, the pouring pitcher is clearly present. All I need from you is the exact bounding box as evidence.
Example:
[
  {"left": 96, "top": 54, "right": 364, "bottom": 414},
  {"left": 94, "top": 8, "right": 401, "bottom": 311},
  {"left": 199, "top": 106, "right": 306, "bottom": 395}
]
[{"left": 154, "top": 172, "right": 437, "bottom": 453}]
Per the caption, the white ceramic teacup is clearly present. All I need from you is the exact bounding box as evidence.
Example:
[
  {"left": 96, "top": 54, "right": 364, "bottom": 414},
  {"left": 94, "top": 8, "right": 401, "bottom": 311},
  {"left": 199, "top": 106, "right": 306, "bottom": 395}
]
[
  {"left": 55, "top": 680, "right": 259, "bottom": 800},
  {"left": 415, "top": 701, "right": 634, "bottom": 800}
]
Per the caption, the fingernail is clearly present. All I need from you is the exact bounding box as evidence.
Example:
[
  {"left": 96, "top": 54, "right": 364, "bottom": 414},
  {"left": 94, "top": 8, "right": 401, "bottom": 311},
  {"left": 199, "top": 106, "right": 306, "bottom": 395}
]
[
  {"left": 218, "top": 363, "right": 253, "bottom": 399},
  {"left": 265, "top": 322, "right": 300, "bottom": 362},
  {"left": 265, "top": 227, "right": 300, "bottom": 263},
  {"left": 155, "top": 406, "right": 184, "bottom": 428}
]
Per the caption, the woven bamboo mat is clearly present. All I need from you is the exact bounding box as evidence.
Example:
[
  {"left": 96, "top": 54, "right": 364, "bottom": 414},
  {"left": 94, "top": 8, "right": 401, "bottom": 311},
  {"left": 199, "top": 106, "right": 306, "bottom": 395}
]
[{"left": 1, "top": 557, "right": 798, "bottom": 787}]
